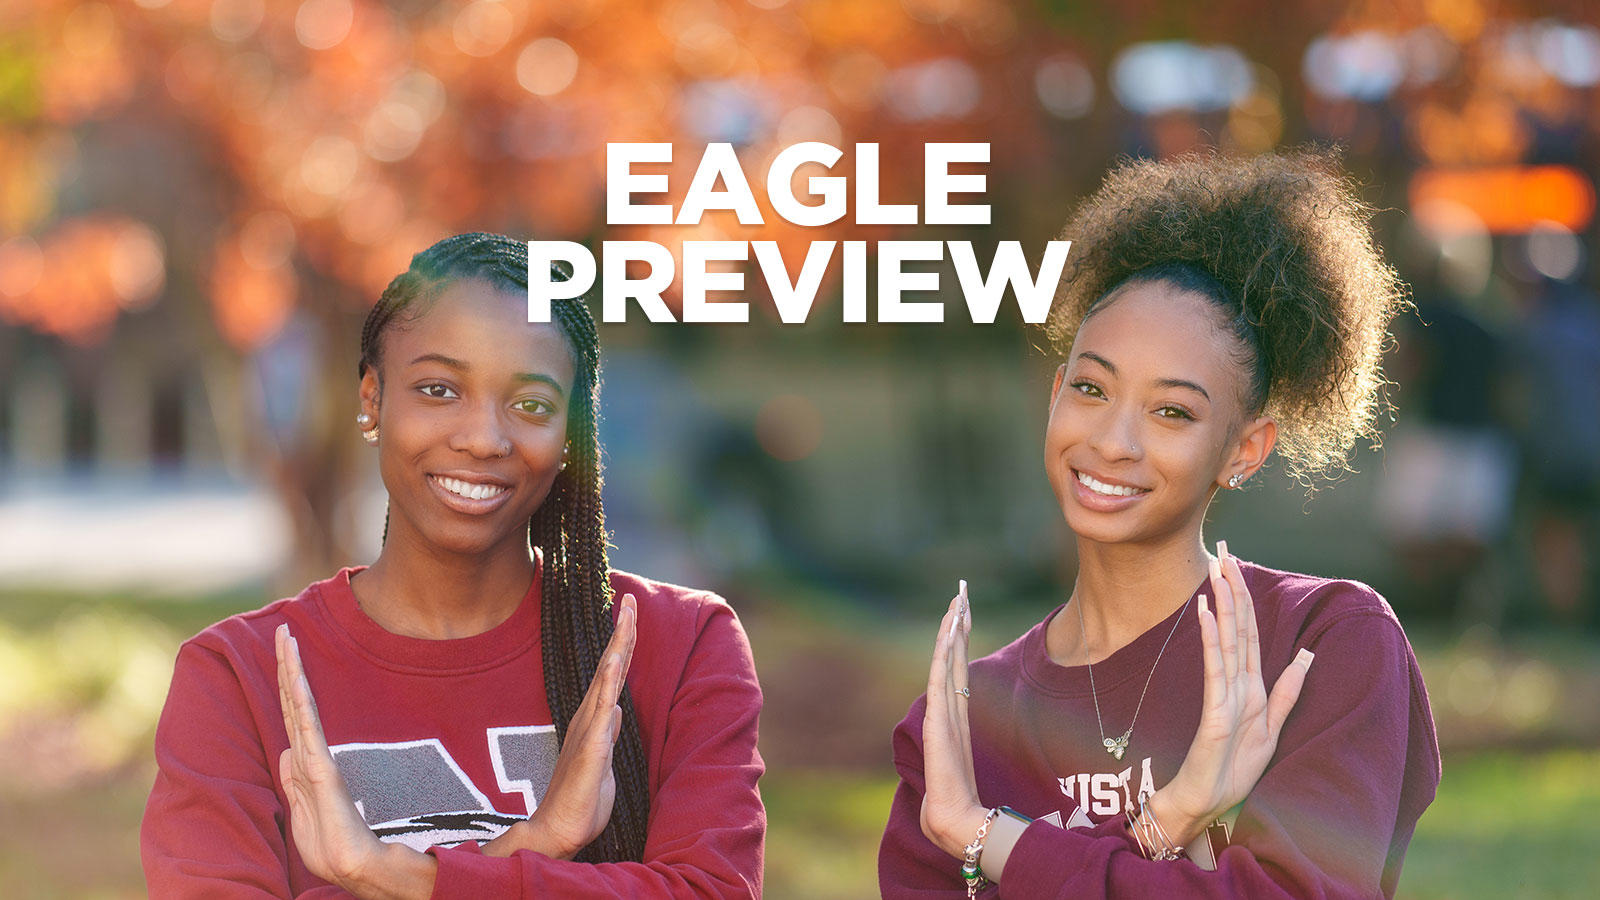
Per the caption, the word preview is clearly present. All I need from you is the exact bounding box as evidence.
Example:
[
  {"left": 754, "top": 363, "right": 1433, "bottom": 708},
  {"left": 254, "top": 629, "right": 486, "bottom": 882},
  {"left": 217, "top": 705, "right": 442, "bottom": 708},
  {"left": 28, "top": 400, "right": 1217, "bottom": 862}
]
[{"left": 530, "top": 238, "right": 1072, "bottom": 324}]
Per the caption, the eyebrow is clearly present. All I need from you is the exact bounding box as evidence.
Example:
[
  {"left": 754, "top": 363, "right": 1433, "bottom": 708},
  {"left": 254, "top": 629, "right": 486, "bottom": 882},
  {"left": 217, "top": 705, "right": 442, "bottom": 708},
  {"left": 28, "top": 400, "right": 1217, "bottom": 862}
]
[
  {"left": 1074, "top": 351, "right": 1211, "bottom": 402},
  {"left": 408, "top": 353, "right": 567, "bottom": 399},
  {"left": 410, "top": 352, "right": 467, "bottom": 369}
]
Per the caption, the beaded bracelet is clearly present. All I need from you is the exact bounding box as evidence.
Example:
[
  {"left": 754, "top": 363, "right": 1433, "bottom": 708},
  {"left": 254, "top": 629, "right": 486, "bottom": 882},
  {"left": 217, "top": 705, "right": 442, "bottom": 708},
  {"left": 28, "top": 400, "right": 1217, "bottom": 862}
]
[{"left": 960, "top": 807, "right": 1000, "bottom": 899}]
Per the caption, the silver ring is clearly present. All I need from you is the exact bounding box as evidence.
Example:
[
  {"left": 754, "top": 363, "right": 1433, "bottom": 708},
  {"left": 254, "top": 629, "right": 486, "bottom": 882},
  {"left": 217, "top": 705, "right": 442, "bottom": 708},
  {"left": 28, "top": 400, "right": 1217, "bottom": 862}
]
[{"left": 955, "top": 687, "right": 970, "bottom": 698}]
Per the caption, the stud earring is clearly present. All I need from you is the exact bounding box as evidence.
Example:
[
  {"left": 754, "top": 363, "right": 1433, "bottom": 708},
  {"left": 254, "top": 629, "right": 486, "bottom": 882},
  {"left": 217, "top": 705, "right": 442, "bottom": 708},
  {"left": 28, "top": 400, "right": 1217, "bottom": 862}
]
[
  {"left": 356, "top": 412, "right": 379, "bottom": 445},
  {"left": 1227, "top": 473, "right": 1244, "bottom": 489}
]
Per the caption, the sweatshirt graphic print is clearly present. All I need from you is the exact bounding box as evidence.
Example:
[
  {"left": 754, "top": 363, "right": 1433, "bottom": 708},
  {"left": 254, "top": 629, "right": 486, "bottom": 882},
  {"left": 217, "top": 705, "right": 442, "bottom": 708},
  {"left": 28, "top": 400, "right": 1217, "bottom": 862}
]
[
  {"left": 879, "top": 561, "right": 1440, "bottom": 899},
  {"left": 142, "top": 566, "right": 766, "bottom": 899},
  {"left": 328, "top": 725, "right": 558, "bottom": 850}
]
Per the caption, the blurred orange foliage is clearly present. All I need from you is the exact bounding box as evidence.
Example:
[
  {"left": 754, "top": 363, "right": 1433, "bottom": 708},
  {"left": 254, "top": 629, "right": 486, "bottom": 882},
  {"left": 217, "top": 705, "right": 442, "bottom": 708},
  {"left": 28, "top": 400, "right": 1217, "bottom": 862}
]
[
  {"left": 2, "top": 0, "right": 1054, "bottom": 346},
  {"left": 0, "top": 216, "right": 163, "bottom": 344}
]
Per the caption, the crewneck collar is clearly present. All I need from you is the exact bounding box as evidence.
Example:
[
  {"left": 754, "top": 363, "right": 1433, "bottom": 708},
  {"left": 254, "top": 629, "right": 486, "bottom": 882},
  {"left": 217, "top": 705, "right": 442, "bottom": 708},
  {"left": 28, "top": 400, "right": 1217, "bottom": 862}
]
[
  {"left": 316, "top": 562, "right": 543, "bottom": 675},
  {"left": 1020, "top": 564, "right": 1226, "bottom": 697}
]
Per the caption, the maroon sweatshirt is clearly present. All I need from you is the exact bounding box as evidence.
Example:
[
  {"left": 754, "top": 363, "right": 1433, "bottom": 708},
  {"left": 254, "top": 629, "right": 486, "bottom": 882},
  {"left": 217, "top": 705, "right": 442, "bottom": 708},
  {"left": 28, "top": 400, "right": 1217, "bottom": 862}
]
[
  {"left": 141, "top": 567, "right": 765, "bottom": 898},
  {"left": 879, "top": 561, "right": 1440, "bottom": 898}
]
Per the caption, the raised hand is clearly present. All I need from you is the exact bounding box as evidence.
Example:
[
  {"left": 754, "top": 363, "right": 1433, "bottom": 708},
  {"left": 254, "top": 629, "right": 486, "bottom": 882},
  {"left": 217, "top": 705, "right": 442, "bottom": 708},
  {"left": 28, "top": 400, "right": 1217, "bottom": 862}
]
[
  {"left": 1149, "top": 542, "right": 1314, "bottom": 847},
  {"left": 484, "top": 593, "right": 638, "bottom": 861},
  {"left": 276, "top": 625, "right": 432, "bottom": 899},
  {"left": 918, "top": 580, "right": 991, "bottom": 859}
]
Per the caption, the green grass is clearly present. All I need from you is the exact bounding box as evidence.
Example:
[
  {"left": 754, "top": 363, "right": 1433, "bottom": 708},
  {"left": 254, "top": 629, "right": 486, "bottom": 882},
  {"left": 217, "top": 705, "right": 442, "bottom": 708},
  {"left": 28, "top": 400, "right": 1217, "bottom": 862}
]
[
  {"left": 3, "top": 588, "right": 1598, "bottom": 897},
  {"left": 1402, "top": 750, "right": 1600, "bottom": 899},
  {"left": 764, "top": 771, "right": 899, "bottom": 900},
  {"left": 2, "top": 751, "right": 1595, "bottom": 898},
  {"left": 0, "top": 586, "right": 262, "bottom": 636},
  {"left": 759, "top": 751, "right": 1600, "bottom": 900}
]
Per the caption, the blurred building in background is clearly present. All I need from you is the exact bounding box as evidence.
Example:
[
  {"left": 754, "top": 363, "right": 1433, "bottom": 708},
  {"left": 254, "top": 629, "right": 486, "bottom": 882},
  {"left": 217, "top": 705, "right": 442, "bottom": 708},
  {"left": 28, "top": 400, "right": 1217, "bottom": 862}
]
[{"left": 1, "top": 0, "right": 1597, "bottom": 628}]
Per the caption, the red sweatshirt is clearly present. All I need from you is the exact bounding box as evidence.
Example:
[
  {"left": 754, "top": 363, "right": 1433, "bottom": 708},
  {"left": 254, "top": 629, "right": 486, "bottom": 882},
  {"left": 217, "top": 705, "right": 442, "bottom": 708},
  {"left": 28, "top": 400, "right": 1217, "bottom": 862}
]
[
  {"left": 879, "top": 561, "right": 1440, "bottom": 899},
  {"left": 141, "top": 567, "right": 765, "bottom": 898}
]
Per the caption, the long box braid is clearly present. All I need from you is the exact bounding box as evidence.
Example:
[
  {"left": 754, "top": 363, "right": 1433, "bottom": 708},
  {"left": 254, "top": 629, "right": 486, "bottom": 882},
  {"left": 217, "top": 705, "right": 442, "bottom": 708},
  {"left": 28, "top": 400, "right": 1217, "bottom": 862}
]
[{"left": 357, "top": 232, "right": 651, "bottom": 862}]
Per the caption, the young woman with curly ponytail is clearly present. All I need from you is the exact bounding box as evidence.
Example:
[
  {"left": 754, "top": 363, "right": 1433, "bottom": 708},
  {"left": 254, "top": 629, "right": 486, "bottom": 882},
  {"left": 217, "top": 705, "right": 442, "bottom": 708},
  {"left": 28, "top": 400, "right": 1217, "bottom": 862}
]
[
  {"left": 141, "top": 233, "right": 765, "bottom": 898},
  {"left": 880, "top": 152, "right": 1439, "bottom": 898}
]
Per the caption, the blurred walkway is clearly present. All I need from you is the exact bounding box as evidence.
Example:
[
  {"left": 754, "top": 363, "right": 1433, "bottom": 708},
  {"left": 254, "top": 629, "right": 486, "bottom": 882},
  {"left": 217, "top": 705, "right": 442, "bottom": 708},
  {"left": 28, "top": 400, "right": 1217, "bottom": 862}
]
[{"left": 0, "top": 473, "right": 291, "bottom": 593}]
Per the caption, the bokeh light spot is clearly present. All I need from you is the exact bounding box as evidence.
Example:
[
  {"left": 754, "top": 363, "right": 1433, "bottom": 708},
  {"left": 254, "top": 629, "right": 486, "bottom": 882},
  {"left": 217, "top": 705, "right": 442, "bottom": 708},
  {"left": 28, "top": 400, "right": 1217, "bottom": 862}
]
[
  {"left": 108, "top": 223, "right": 165, "bottom": 309},
  {"left": 364, "top": 100, "right": 427, "bottom": 162},
  {"left": 775, "top": 105, "right": 842, "bottom": 146},
  {"left": 0, "top": 236, "right": 45, "bottom": 298},
  {"left": 339, "top": 181, "right": 404, "bottom": 245},
  {"left": 1112, "top": 41, "right": 1253, "bottom": 115},
  {"left": 454, "top": 1, "right": 515, "bottom": 58},
  {"left": 299, "top": 135, "right": 360, "bottom": 198},
  {"left": 1448, "top": 655, "right": 1498, "bottom": 717},
  {"left": 210, "top": 0, "right": 265, "bottom": 43},
  {"left": 61, "top": 3, "right": 117, "bottom": 59},
  {"left": 295, "top": 0, "right": 353, "bottom": 51},
  {"left": 1035, "top": 54, "right": 1094, "bottom": 120},
  {"left": 886, "top": 58, "right": 980, "bottom": 121},
  {"left": 517, "top": 38, "right": 580, "bottom": 96},
  {"left": 1524, "top": 222, "right": 1584, "bottom": 282},
  {"left": 756, "top": 394, "right": 824, "bottom": 462},
  {"left": 239, "top": 211, "right": 296, "bottom": 271}
]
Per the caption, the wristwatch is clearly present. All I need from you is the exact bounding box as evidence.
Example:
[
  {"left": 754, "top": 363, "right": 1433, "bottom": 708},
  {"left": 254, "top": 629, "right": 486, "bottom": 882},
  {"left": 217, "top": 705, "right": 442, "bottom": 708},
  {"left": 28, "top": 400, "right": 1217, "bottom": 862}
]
[{"left": 996, "top": 806, "right": 1034, "bottom": 827}]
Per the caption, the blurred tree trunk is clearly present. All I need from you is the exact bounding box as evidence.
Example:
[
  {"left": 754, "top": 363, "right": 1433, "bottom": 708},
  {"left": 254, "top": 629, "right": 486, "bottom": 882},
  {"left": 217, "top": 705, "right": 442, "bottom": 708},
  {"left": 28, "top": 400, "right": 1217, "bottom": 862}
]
[{"left": 268, "top": 279, "right": 368, "bottom": 593}]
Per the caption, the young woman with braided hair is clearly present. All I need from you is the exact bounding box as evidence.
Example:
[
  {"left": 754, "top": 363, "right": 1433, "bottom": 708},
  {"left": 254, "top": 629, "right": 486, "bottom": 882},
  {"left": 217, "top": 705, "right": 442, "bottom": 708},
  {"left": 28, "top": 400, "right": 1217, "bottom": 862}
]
[
  {"left": 880, "top": 152, "right": 1439, "bottom": 898},
  {"left": 142, "top": 233, "right": 765, "bottom": 898}
]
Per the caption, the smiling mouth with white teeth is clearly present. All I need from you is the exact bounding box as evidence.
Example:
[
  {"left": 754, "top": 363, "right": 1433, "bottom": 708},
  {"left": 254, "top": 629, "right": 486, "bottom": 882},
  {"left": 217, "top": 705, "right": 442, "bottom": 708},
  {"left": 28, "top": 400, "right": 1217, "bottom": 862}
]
[
  {"left": 431, "top": 475, "right": 509, "bottom": 501},
  {"left": 1075, "top": 470, "right": 1148, "bottom": 497}
]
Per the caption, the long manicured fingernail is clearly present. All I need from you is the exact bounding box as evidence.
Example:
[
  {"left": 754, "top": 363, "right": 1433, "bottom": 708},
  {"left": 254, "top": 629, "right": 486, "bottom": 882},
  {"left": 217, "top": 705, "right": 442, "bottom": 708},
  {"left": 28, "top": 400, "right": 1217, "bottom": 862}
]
[
  {"left": 1209, "top": 557, "right": 1222, "bottom": 580},
  {"left": 1218, "top": 540, "right": 1229, "bottom": 561},
  {"left": 1296, "top": 648, "right": 1315, "bottom": 669},
  {"left": 1199, "top": 594, "right": 1208, "bottom": 616}
]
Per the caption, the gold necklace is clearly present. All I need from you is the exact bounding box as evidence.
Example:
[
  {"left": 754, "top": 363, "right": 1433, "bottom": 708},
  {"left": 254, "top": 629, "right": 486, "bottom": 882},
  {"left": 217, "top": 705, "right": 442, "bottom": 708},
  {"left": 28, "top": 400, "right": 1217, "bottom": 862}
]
[{"left": 1077, "top": 592, "right": 1194, "bottom": 760}]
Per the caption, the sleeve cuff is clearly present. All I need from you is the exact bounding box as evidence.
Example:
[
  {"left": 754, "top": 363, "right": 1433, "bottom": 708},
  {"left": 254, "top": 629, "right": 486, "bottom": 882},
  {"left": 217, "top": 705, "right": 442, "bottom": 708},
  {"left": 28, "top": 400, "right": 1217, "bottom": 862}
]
[
  {"left": 426, "top": 842, "right": 522, "bottom": 900},
  {"left": 998, "top": 817, "right": 1122, "bottom": 899},
  {"left": 1088, "top": 812, "right": 1136, "bottom": 846}
]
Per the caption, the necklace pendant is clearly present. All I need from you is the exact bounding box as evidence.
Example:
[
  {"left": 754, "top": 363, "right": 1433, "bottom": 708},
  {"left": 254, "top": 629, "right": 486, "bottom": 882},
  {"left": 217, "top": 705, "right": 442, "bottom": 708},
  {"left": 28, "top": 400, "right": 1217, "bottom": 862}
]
[{"left": 1104, "top": 733, "right": 1129, "bottom": 760}]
